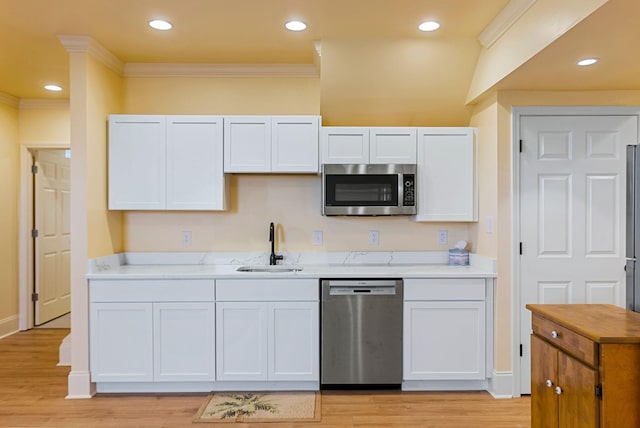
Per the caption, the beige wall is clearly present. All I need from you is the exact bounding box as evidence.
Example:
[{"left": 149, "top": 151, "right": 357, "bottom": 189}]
[
  {"left": 122, "top": 76, "right": 471, "bottom": 252},
  {"left": 86, "top": 57, "right": 124, "bottom": 257},
  {"left": 0, "top": 99, "right": 19, "bottom": 336},
  {"left": 320, "top": 39, "right": 481, "bottom": 127},
  {"left": 18, "top": 104, "right": 70, "bottom": 147}
]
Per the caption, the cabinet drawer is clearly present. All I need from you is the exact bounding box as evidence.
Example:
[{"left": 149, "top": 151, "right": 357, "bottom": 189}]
[
  {"left": 532, "top": 314, "right": 598, "bottom": 367},
  {"left": 404, "top": 278, "right": 485, "bottom": 301},
  {"left": 90, "top": 279, "right": 215, "bottom": 302},
  {"left": 216, "top": 279, "right": 318, "bottom": 301}
]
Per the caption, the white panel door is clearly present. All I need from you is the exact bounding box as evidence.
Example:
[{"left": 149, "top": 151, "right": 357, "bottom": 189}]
[
  {"left": 223, "top": 116, "right": 271, "bottom": 172},
  {"left": 370, "top": 127, "right": 417, "bottom": 164},
  {"left": 519, "top": 114, "right": 638, "bottom": 393},
  {"left": 268, "top": 302, "right": 319, "bottom": 381},
  {"left": 108, "top": 115, "right": 166, "bottom": 209},
  {"left": 34, "top": 149, "right": 71, "bottom": 325},
  {"left": 166, "top": 116, "right": 226, "bottom": 210},
  {"left": 271, "top": 116, "right": 320, "bottom": 173},
  {"left": 416, "top": 128, "right": 477, "bottom": 222},
  {"left": 320, "top": 127, "right": 370, "bottom": 164},
  {"left": 89, "top": 303, "right": 153, "bottom": 382},
  {"left": 403, "top": 301, "right": 485, "bottom": 380},
  {"left": 215, "top": 302, "right": 268, "bottom": 381}
]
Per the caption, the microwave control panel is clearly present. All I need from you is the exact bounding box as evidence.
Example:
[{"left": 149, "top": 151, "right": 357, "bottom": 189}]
[{"left": 403, "top": 175, "right": 415, "bottom": 206}]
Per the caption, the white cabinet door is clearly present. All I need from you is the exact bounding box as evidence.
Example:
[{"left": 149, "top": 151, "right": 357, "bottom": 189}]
[
  {"left": 271, "top": 116, "right": 320, "bottom": 173},
  {"left": 166, "top": 116, "right": 226, "bottom": 210},
  {"left": 370, "top": 127, "right": 417, "bottom": 164},
  {"left": 223, "top": 116, "right": 271, "bottom": 172},
  {"left": 215, "top": 302, "right": 268, "bottom": 381},
  {"left": 268, "top": 302, "right": 319, "bottom": 381},
  {"left": 108, "top": 115, "right": 166, "bottom": 210},
  {"left": 153, "top": 302, "right": 215, "bottom": 382},
  {"left": 403, "top": 300, "right": 485, "bottom": 380},
  {"left": 320, "top": 127, "right": 370, "bottom": 164},
  {"left": 416, "top": 127, "right": 477, "bottom": 222},
  {"left": 90, "top": 302, "right": 153, "bottom": 382}
]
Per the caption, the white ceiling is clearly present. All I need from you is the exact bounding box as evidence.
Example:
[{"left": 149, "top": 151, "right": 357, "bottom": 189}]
[{"left": 0, "top": 0, "right": 638, "bottom": 101}]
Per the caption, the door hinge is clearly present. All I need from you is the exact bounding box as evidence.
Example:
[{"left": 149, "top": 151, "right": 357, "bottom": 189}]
[
  {"left": 31, "top": 164, "right": 38, "bottom": 174},
  {"left": 519, "top": 242, "right": 523, "bottom": 255},
  {"left": 520, "top": 344, "right": 523, "bottom": 357},
  {"left": 31, "top": 293, "right": 39, "bottom": 302},
  {"left": 595, "top": 384, "right": 603, "bottom": 400},
  {"left": 519, "top": 140, "right": 523, "bottom": 153},
  {"left": 31, "top": 229, "right": 39, "bottom": 238}
]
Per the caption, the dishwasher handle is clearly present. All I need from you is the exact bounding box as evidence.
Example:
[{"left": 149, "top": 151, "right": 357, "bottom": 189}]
[{"left": 329, "top": 284, "right": 398, "bottom": 296}]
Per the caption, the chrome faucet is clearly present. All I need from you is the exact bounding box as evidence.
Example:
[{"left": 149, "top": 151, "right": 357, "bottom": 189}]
[{"left": 269, "top": 222, "right": 283, "bottom": 266}]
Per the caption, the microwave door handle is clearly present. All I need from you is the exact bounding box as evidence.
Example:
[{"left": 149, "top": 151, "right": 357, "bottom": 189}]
[{"left": 398, "top": 174, "right": 404, "bottom": 205}]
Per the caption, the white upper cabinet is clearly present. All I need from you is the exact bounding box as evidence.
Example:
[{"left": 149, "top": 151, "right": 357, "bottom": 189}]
[
  {"left": 271, "top": 116, "right": 320, "bottom": 172},
  {"left": 415, "top": 127, "right": 477, "bottom": 222},
  {"left": 321, "top": 127, "right": 417, "bottom": 164},
  {"left": 108, "top": 114, "right": 227, "bottom": 211},
  {"left": 109, "top": 115, "right": 167, "bottom": 210},
  {"left": 224, "top": 115, "right": 320, "bottom": 173},
  {"left": 321, "top": 127, "right": 370, "bottom": 164},
  {"left": 166, "top": 116, "right": 225, "bottom": 210},
  {"left": 370, "top": 127, "right": 417, "bottom": 164},
  {"left": 223, "top": 116, "right": 272, "bottom": 172}
]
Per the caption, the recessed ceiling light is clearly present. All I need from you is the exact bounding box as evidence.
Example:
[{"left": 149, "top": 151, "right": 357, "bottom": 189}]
[
  {"left": 149, "top": 19, "right": 173, "bottom": 31},
  {"left": 418, "top": 21, "right": 440, "bottom": 32},
  {"left": 577, "top": 58, "right": 598, "bottom": 66},
  {"left": 44, "top": 84, "right": 62, "bottom": 92},
  {"left": 285, "top": 20, "right": 307, "bottom": 31}
]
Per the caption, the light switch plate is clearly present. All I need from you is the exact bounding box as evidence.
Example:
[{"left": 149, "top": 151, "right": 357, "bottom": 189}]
[{"left": 313, "top": 231, "right": 323, "bottom": 246}]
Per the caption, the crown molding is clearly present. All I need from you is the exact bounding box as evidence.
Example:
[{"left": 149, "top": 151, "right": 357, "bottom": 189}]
[
  {"left": 0, "top": 91, "right": 19, "bottom": 108},
  {"left": 19, "top": 99, "right": 70, "bottom": 110},
  {"left": 57, "top": 35, "right": 124, "bottom": 75},
  {"left": 124, "top": 63, "right": 319, "bottom": 78},
  {"left": 478, "top": 0, "right": 537, "bottom": 48}
]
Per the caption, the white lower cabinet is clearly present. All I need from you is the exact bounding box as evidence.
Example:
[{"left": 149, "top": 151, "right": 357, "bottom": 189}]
[
  {"left": 153, "top": 303, "right": 215, "bottom": 382},
  {"left": 89, "top": 279, "right": 215, "bottom": 387},
  {"left": 215, "top": 279, "right": 319, "bottom": 384},
  {"left": 90, "top": 302, "right": 154, "bottom": 382},
  {"left": 403, "top": 278, "right": 487, "bottom": 383}
]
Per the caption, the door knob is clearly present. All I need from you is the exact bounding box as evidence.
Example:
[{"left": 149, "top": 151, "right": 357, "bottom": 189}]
[
  {"left": 546, "top": 379, "right": 553, "bottom": 387},
  {"left": 555, "top": 386, "right": 563, "bottom": 395},
  {"left": 551, "top": 331, "right": 559, "bottom": 339}
]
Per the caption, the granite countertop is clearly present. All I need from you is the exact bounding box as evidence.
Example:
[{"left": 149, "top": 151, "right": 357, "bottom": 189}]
[{"left": 87, "top": 251, "right": 497, "bottom": 280}]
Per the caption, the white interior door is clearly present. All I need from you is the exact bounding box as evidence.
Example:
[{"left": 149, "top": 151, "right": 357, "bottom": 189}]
[
  {"left": 34, "top": 149, "right": 71, "bottom": 325},
  {"left": 518, "top": 114, "right": 638, "bottom": 394}
]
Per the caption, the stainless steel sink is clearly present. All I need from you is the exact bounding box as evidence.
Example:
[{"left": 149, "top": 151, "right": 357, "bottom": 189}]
[{"left": 236, "top": 265, "right": 303, "bottom": 273}]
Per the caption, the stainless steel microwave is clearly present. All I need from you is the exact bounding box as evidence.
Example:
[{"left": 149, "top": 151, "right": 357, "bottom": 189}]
[{"left": 322, "top": 164, "right": 416, "bottom": 216}]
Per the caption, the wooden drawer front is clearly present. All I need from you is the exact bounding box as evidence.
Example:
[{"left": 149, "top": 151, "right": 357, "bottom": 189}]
[
  {"left": 404, "top": 278, "right": 485, "bottom": 301},
  {"left": 532, "top": 314, "right": 598, "bottom": 367}
]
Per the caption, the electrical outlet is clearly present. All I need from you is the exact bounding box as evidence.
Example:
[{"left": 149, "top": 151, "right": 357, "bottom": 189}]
[
  {"left": 437, "top": 230, "right": 448, "bottom": 245},
  {"left": 313, "top": 230, "right": 323, "bottom": 246},
  {"left": 182, "top": 230, "right": 192, "bottom": 247},
  {"left": 369, "top": 230, "right": 380, "bottom": 246}
]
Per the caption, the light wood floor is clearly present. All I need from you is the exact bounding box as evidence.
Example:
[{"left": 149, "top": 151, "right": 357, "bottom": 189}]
[{"left": 0, "top": 329, "right": 531, "bottom": 427}]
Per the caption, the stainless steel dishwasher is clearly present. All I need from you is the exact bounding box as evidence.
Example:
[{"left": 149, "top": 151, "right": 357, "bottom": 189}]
[{"left": 321, "top": 278, "right": 403, "bottom": 388}]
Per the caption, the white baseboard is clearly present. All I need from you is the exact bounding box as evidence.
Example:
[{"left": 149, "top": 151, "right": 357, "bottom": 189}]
[
  {"left": 0, "top": 315, "right": 19, "bottom": 339},
  {"left": 66, "top": 371, "right": 95, "bottom": 399},
  {"left": 57, "top": 333, "right": 71, "bottom": 366},
  {"left": 488, "top": 370, "right": 514, "bottom": 398}
]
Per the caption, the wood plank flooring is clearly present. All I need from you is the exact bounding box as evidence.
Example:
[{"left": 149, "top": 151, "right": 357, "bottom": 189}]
[{"left": 0, "top": 329, "right": 531, "bottom": 427}]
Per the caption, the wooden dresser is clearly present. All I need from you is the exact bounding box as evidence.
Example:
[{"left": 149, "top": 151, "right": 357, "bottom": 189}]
[{"left": 527, "top": 304, "right": 640, "bottom": 428}]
